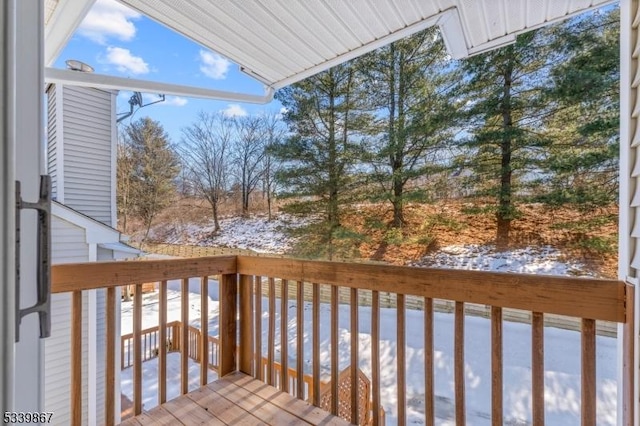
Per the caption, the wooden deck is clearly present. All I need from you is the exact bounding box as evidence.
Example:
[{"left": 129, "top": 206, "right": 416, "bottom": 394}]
[{"left": 119, "top": 372, "right": 351, "bottom": 426}]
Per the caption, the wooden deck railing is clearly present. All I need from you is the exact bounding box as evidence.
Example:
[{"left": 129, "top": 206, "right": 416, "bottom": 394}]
[
  {"left": 51, "top": 255, "right": 635, "bottom": 426},
  {"left": 121, "top": 321, "right": 182, "bottom": 369},
  {"left": 235, "top": 256, "right": 635, "bottom": 426},
  {"left": 120, "top": 322, "right": 219, "bottom": 371},
  {"left": 52, "top": 256, "right": 237, "bottom": 426}
]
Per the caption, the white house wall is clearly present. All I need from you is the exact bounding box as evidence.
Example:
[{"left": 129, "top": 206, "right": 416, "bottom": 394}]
[
  {"left": 46, "top": 216, "right": 110, "bottom": 426},
  {"left": 46, "top": 85, "right": 58, "bottom": 200},
  {"left": 60, "top": 85, "right": 113, "bottom": 226}
]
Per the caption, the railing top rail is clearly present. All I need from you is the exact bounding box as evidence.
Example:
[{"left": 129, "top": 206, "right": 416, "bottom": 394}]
[
  {"left": 51, "top": 256, "right": 236, "bottom": 293},
  {"left": 237, "top": 256, "right": 627, "bottom": 322},
  {"left": 51, "top": 254, "right": 627, "bottom": 322}
]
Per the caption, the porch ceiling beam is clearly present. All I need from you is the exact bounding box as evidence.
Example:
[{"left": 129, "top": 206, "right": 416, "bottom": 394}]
[
  {"left": 44, "top": 67, "right": 275, "bottom": 104},
  {"left": 44, "top": 0, "right": 96, "bottom": 66}
]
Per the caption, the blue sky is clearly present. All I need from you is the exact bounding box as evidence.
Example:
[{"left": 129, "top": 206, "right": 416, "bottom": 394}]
[{"left": 54, "top": 0, "right": 283, "bottom": 143}]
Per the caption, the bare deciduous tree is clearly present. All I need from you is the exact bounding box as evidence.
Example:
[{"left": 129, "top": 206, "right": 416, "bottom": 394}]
[
  {"left": 260, "top": 113, "right": 285, "bottom": 220},
  {"left": 233, "top": 116, "right": 266, "bottom": 217},
  {"left": 181, "top": 112, "right": 232, "bottom": 232}
]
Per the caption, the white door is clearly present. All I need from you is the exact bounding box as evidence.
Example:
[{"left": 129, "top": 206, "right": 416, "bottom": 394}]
[{"left": 1, "top": 0, "right": 47, "bottom": 417}]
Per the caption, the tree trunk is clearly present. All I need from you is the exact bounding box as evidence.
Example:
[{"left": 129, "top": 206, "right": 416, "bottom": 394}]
[
  {"left": 212, "top": 201, "right": 220, "bottom": 233},
  {"left": 242, "top": 196, "right": 249, "bottom": 218},
  {"left": 121, "top": 209, "right": 128, "bottom": 234},
  {"left": 143, "top": 214, "right": 153, "bottom": 244},
  {"left": 328, "top": 79, "right": 339, "bottom": 231},
  {"left": 497, "top": 50, "right": 514, "bottom": 248},
  {"left": 389, "top": 44, "right": 406, "bottom": 228},
  {"left": 392, "top": 181, "right": 404, "bottom": 227}
]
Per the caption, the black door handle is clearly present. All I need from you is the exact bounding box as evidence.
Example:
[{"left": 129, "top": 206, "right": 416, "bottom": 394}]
[{"left": 15, "top": 175, "right": 51, "bottom": 341}]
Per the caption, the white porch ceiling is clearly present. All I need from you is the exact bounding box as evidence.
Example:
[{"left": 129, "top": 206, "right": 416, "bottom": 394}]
[{"left": 44, "top": 0, "right": 615, "bottom": 92}]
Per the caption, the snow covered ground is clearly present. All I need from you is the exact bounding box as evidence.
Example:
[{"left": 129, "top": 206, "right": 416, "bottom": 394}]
[
  {"left": 122, "top": 219, "right": 616, "bottom": 424},
  {"left": 410, "top": 244, "right": 593, "bottom": 277},
  {"left": 149, "top": 214, "right": 313, "bottom": 254},
  {"left": 121, "top": 276, "right": 618, "bottom": 426}
]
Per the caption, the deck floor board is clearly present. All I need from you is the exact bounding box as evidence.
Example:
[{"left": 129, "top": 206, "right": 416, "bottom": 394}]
[{"left": 121, "top": 372, "right": 350, "bottom": 426}]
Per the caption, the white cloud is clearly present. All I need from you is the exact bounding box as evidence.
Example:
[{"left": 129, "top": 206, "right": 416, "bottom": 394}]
[
  {"left": 104, "top": 47, "right": 149, "bottom": 75},
  {"left": 199, "top": 50, "right": 231, "bottom": 80},
  {"left": 163, "top": 96, "right": 188, "bottom": 107},
  {"left": 78, "top": 0, "right": 141, "bottom": 44},
  {"left": 222, "top": 104, "right": 248, "bottom": 118}
]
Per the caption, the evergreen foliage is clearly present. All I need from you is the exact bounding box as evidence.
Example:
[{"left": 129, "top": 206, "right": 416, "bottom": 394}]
[
  {"left": 457, "top": 30, "right": 554, "bottom": 246},
  {"left": 360, "top": 28, "right": 460, "bottom": 227},
  {"left": 537, "top": 8, "right": 619, "bottom": 209},
  {"left": 273, "top": 63, "right": 372, "bottom": 259},
  {"left": 119, "top": 117, "right": 180, "bottom": 241}
]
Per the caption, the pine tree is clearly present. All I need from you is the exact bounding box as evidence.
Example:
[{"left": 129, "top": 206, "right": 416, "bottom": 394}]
[
  {"left": 274, "top": 63, "right": 370, "bottom": 258},
  {"left": 459, "top": 30, "right": 553, "bottom": 247},
  {"left": 360, "top": 28, "right": 459, "bottom": 227},
  {"left": 539, "top": 7, "right": 619, "bottom": 209},
  {"left": 124, "top": 117, "right": 179, "bottom": 242}
]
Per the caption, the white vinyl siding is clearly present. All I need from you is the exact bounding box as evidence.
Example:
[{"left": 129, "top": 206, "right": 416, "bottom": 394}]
[
  {"left": 97, "top": 247, "right": 114, "bottom": 261},
  {"left": 46, "top": 217, "right": 108, "bottom": 426},
  {"left": 61, "top": 86, "right": 113, "bottom": 226},
  {"left": 50, "top": 215, "right": 87, "bottom": 264},
  {"left": 46, "top": 85, "right": 58, "bottom": 199}
]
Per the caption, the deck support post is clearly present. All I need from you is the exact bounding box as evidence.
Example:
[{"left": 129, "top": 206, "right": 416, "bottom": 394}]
[{"left": 219, "top": 273, "right": 238, "bottom": 376}]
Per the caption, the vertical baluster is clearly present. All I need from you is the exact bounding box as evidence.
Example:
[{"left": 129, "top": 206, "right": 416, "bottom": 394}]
[
  {"left": 158, "top": 281, "right": 167, "bottom": 404},
  {"left": 281, "top": 279, "right": 289, "bottom": 393},
  {"left": 181, "top": 278, "right": 189, "bottom": 395},
  {"left": 312, "top": 283, "right": 320, "bottom": 406},
  {"left": 424, "top": 297, "right": 434, "bottom": 426},
  {"left": 133, "top": 284, "right": 142, "bottom": 415},
  {"left": 372, "top": 291, "right": 381, "bottom": 426},
  {"left": 268, "top": 277, "right": 276, "bottom": 386},
  {"left": 255, "top": 276, "right": 263, "bottom": 380},
  {"left": 296, "top": 281, "right": 304, "bottom": 399},
  {"left": 331, "top": 285, "right": 339, "bottom": 415},
  {"left": 491, "top": 306, "right": 503, "bottom": 426},
  {"left": 105, "top": 288, "right": 115, "bottom": 426},
  {"left": 581, "top": 319, "right": 596, "bottom": 426},
  {"left": 454, "top": 301, "right": 465, "bottom": 426},
  {"left": 239, "top": 274, "right": 254, "bottom": 375},
  {"left": 350, "top": 288, "right": 359, "bottom": 425},
  {"left": 532, "top": 312, "right": 545, "bottom": 426},
  {"left": 200, "top": 276, "right": 209, "bottom": 385},
  {"left": 71, "top": 291, "right": 82, "bottom": 426},
  {"left": 397, "top": 294, "right": 406, "bottom": 426}
]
